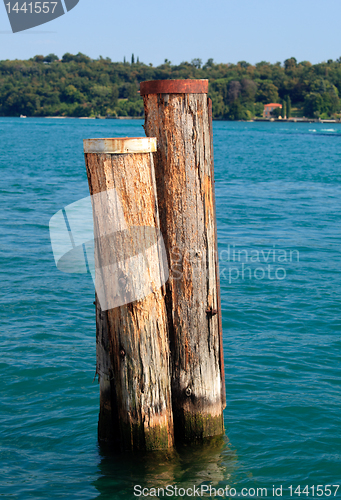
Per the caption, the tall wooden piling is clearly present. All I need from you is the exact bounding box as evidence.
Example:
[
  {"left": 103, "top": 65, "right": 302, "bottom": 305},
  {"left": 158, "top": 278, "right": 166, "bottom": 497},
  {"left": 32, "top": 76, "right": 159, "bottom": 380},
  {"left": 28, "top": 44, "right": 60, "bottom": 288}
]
[
  {"left": 141, "top": 80, "right": 226, "bottom": 442},
  {"left": 83, "top": 137, "right": 174, "bottom": 451}
]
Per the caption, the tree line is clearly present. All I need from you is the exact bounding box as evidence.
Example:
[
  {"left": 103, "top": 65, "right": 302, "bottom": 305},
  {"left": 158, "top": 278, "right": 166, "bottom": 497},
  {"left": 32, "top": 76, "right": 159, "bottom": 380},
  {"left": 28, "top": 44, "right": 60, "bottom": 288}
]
[{"left": 0, "top": 53, "right": 340, "bottom": 119}]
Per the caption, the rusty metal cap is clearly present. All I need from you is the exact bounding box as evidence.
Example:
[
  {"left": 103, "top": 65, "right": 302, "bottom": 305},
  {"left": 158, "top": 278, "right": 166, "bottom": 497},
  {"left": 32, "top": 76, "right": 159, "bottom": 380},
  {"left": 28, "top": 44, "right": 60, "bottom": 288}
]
[
  {"left": 140, "top": 79, "right": 208, "bottom": 95},
  {"left": 83, "top": 137, "right": 157, "bottom": 154}
]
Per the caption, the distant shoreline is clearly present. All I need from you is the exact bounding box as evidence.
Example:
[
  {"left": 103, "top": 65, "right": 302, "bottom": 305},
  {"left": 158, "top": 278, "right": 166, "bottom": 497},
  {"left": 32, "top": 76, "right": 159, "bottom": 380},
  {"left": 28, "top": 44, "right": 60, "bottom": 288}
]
[
  {"left": 253, "top": 118, "right": 341, "bottom": 124},
  {"left": 4, "top": 115, "right": 341, "bottom": 123},
  {"left": 43, "top": 116, "right": 144, "bottom": 120}
]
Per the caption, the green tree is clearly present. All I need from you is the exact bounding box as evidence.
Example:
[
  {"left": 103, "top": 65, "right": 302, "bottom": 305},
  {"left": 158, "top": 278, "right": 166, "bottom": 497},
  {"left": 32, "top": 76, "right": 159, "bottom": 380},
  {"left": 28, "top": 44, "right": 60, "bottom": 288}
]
[
  {"left": 238, "top": 61, "right": 250, "bottom": 69},
  {"left": 2, "top": 52, "right": 341, "bottom": 119},
  {"left": 286, "top": 96, "right": 291, "bottom": 118},
  {"left": 284, "top": 57, "right": 297, "bottom": 72},
  {"left": 281, "top": 100, "right": 286, "bottom": 118},
  {"left": 254, "top": 102, "right": 264, "bottom": 117},
  {"left": 241, "top": 78, "right": 257, "bottom": 103},
  {"left": 256, "top": 81, "right": 279, "bottom": 103},
  {"left": 203, "top": 58, "right": 214, "bottom": 69},
  {"left": 272, "top": 107, "right": 282, "bottom": 118},
  {"left": 228, "top": 80, "right": 241, "bottom": 103},
  {"left": 44, "top": 53, "right": 59, "bottom": 63},
  {"left": 225, "top": 100, "right": 248, "bottom": 120},
  {"left": 325, "top": 85, "right": 340, "bottom": 115},
  {"left": 304, "top": 93, "right": 323, "bottom": 117},
  {"left": 209, "top": 91, "right": 225, "bottom": 118},
  {"left": 62, "top": 52, "right": 73, "bottom": 63},
  {"left": 191, "top": 58, "right": 202, "bottom": 69},
  {"left": 63, "top": 84, "right": 83, "bottom": 103}
]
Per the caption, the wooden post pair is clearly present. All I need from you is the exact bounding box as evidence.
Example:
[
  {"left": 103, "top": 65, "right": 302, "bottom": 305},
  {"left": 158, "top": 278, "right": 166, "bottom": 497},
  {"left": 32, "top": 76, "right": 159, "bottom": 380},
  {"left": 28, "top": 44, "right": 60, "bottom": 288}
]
[{"left": 83, "top": 79, "right": 225, "bottom": 451}]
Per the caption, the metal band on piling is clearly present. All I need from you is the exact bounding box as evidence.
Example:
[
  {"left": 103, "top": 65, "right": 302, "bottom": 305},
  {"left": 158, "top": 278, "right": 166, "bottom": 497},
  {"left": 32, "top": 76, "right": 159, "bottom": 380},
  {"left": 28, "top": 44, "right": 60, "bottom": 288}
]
[
  {"left": 140, "top": 79, "right": 209, "bottom": 95},
  {"left": 83, "top": 137, "right": 157, "bottom": 154}
]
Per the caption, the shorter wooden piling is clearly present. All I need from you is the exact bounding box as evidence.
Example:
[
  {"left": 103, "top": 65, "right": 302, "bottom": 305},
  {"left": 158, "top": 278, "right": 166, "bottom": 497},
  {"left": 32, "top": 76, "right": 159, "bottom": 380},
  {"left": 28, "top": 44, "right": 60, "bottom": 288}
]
[{"left": 84, "top": 137, "right": 174, "bottom": 451}]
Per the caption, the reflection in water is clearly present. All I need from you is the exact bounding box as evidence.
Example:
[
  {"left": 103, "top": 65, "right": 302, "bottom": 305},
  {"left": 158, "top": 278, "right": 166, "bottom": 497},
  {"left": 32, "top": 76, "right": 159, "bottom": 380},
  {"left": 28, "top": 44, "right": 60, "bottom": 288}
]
[{"left": 94, "top": 436, "right": 237, "bottom": 499}]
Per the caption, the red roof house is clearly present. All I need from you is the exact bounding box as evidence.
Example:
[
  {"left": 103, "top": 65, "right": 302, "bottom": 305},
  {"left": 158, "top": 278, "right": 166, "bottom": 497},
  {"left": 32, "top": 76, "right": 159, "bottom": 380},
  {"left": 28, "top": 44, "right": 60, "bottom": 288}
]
[{"left": 263, "top": 103, "right": 282, "bottom": 118}]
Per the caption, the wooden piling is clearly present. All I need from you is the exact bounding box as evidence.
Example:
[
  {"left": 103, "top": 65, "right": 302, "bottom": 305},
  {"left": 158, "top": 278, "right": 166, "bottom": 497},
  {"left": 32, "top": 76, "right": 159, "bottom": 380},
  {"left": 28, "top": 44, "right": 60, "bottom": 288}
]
[
  {"left": 83, "top": 137, "right": 174, "bottom": 451},
  {"left": 141, "top": 80, "right": 226, "bottom": 442}
]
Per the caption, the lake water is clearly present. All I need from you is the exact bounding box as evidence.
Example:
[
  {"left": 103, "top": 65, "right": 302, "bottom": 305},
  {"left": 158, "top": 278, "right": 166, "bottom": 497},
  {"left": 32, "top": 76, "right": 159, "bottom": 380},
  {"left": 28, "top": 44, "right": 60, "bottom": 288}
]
[{"left": 1, "top": 118, "right": 340, "bottom": 499}]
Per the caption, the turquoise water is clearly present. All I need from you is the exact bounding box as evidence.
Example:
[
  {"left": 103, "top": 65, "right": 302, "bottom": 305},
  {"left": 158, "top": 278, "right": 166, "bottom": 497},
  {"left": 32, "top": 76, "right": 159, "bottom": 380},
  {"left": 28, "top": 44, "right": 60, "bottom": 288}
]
[{"left": 1, "top": 118, "right": 340, "bottom": 499}]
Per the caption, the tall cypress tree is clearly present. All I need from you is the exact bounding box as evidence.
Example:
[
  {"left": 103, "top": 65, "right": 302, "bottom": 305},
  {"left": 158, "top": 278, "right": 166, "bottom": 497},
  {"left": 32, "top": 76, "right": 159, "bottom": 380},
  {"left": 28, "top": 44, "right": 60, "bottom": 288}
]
[
  {"left": 131, "top": 53, "right": 135, "bottom": 64},
  {"left": 286, "top": 96, "right": 291, "bottom": 118},
  {"left": 281, "top": 100, "right": 286, "bottom": 118}
]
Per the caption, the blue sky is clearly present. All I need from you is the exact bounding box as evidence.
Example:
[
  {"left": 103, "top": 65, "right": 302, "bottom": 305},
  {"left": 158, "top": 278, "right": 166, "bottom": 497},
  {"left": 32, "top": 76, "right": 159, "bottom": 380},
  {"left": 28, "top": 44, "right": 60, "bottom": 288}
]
[{"left": 1, "top": 0, "right": 341, "bottom": 65}]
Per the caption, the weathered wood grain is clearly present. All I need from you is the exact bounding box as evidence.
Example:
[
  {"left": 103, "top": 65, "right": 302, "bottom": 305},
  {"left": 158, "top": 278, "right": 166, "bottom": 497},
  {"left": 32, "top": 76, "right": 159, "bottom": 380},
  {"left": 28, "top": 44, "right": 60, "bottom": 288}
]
[
  {"left": 84, "top": 146, "right": 174, "bottom": 451},
  {"left": 143, "top": 90, "right": 225, "bottom": 441}
]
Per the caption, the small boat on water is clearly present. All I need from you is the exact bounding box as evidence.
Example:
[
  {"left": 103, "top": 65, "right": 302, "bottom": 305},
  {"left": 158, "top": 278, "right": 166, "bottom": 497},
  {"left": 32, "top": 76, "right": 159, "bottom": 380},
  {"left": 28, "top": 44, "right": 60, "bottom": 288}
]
[{"left": 20, "top": 115, "right": 27, "bottom": 118}]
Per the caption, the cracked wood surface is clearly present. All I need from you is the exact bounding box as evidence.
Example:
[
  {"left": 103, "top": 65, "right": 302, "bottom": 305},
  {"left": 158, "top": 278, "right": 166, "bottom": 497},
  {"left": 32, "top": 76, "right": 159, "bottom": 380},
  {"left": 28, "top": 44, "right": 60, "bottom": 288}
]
[
  {"left": 143, "top": 92, "right": 225, "bottom": 441},
  {"left": 84, "top": 150, "right": 174, "bottom": 451}
]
